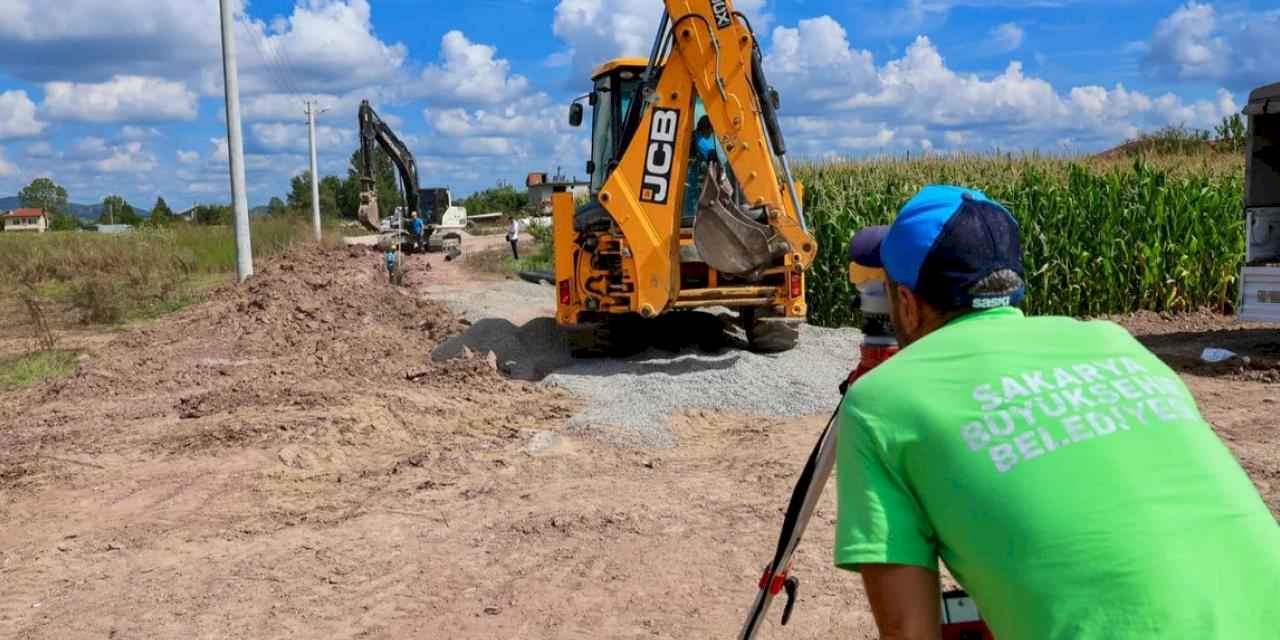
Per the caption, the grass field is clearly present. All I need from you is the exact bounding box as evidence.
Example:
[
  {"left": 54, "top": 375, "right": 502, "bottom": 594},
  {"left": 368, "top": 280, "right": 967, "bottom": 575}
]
[
  {"left": 0, "top": 217, "right": 332, "bottom": 328},
  {"left": 0, "top": 349, "right": 79, "bottom": 390},
  {"left": 797, "top": 154, "right": 1245, "bottom": 326}
]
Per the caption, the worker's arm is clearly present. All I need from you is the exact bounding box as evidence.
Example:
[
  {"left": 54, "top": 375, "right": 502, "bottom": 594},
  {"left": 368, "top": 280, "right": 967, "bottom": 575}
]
[
  {"left": 861, "top": 563, "right": 941, "bottom": 640},
  {"left": 834, "top": 395, "right": 941, "bottom": 638}
]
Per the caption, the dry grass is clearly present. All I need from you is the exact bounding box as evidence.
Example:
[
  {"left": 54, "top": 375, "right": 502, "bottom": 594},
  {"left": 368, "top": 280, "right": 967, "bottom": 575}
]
[{"left": 0, "top": 217, "right": 334, "bottom": 328}]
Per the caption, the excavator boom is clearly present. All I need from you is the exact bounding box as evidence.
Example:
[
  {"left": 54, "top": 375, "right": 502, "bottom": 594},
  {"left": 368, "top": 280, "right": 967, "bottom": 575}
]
[
  {"left": 552, "top": 0, "right": 817, "bottom": 354},
  {"left": 356, "top": 99, "right": 421, "bottom": 232},
  {"left": 598, "top": 0, "right": 815, "bottom": 314}
]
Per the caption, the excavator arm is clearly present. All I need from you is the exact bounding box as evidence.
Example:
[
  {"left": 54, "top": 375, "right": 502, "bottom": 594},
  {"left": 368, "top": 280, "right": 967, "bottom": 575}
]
[
  {"left": 595, "top": 0, "right": 816, "bottom": 317},
  {"left": 356, "top": 99, "right": 421, "bottom": 232}
]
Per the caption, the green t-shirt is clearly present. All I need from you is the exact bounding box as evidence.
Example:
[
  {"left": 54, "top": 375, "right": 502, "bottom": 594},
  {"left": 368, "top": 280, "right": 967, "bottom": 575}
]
[{"left": 835, "top": 306, "right": 1280, "bottom": 639}]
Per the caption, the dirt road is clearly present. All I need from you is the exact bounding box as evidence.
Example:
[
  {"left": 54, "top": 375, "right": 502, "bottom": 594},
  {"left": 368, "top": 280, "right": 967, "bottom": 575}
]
[{"left": 1, "top": 246, "right": 1275, "bottom": 639}]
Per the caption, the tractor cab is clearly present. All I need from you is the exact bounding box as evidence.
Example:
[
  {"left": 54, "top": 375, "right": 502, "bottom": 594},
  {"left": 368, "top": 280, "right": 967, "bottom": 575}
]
[
  {"left": 1240, "top": 81, "right": 1280, "bottom": 321},
  {"left": 571, "top": 58, "right": 646, "bottom": 195},
  {"left": 418, "top": 187, "right": 451, "bottom": 225},
  {"left": 569, "top": 58, "right": 734, "bottom": 228}
]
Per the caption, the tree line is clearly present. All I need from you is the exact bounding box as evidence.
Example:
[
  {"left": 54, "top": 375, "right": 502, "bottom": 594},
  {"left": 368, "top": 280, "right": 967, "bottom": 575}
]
[{"left": 6, "top": 142, "right": 533, "bottom": 233}]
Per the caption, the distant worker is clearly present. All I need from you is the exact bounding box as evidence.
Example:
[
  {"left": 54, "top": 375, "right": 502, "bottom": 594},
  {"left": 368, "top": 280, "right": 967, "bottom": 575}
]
[
  {"left": 407, "top": 210, "right": 425, "bottom": 250},
  {"left": 837, "top": 185, "right": 1279, "bottom": 640},
  {"left": 506, "top": 217, "right": 524, "bottom": 260}
]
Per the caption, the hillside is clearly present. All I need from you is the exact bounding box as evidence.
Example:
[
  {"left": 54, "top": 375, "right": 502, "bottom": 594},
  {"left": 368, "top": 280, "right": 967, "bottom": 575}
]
[{"left": 0, "top": 196, "right": 151, "bottom": 221}]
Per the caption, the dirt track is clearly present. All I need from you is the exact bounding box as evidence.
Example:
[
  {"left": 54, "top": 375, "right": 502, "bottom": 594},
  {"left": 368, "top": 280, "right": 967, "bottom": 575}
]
[{"left": 1, "top": 246, "right": 1276, "bottom": 639}]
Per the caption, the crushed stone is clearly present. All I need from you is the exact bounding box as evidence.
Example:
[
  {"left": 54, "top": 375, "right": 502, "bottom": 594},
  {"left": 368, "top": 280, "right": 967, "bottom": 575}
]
[
  {"left": 432, "top": 308, "right": 863, "bottom": 447},
  {"left": 542, "top": 324, "right": 862, "bottom": 447}
]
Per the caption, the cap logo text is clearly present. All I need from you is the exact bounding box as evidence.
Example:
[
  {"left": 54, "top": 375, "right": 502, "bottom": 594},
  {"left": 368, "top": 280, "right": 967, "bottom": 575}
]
[{"left": 972, "top": 296, "right": 1011, "bottom": 309}]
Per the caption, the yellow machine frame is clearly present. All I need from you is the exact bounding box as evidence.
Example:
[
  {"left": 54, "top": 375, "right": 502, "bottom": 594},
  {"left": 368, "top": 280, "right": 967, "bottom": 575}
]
[{"left": 553, "top": 0, "right": 815, "bottom": 327}]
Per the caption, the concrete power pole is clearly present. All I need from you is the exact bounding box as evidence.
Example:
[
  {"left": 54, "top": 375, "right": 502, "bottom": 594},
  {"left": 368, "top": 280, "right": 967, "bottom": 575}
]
[
  {"left": 304, "top": 100, "right": 326, "bottom": 242},
  {"left": 218, "top": 0, "right": 254, "bottom": 282}
]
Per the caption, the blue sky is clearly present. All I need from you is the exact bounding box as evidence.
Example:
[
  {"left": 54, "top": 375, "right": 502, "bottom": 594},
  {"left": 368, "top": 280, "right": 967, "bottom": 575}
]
[{"left": 0, "top": 0, "right": 1275, "bottom": 210}]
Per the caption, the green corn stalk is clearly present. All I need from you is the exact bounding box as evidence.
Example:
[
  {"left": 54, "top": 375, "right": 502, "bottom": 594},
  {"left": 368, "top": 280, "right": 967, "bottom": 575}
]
[{"left": 795, "top": 155, "right": 1244, "bottom": 327}]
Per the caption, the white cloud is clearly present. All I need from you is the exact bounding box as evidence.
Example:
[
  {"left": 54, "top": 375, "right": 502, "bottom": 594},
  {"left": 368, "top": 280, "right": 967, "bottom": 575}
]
[
  {"left": 62, "top": 136, "right": 159, "bottom": 174},
  {"left": 0, "top": 1, "right": 406, "bottom": 105},
  {"left": 421, "top": 93, "right": 584, "bottom": 168},
  {"left": 121, "top": 125, "right": 161, "bottom": 139},
  {"left": 1145, "top": 2, "right": 1280, "bottom": 90},
  {"left": 188, "top": 182, "right": 223, "bottom": 194},
  {"left": 990, "top": 22, "right": 1024, "bottom": 53},
  {"left": 211, "top": 138, "right": 229, "bottom": 163},
  {"left": 93, "top": 141, "right": 158, "bottom": 173},
  {"left": 177, "top": 149, "right": 199, "bottom": 164},
  {"left": 419, "top": 31, "right": 530, "bottom": 106},
  {"left": 1146, "top": 2, "right": 1229, "bottom": 82},
  {"left": 228, "top": 1, "right": 407, "bottom": 96},
  {"left": 767, "top": 17, "right": 878, "bottom": 110},
  {"left": 43, "top": 75, "right": 197, "bottom": 122},
  {"left": 250, "top": 122, "right": 352, "bottom": 154},
  {"left": 0, "top": 0, "right": 226, "bottom": 82},
  {"left": 25, "top": 142, "right": 56, "bottom": 158},
  {"left": 887, "top": 0, "right": 1093, "bottom": 33},
  {"left": 0, "top": 90, "right": 48, "bottom": 138},
  {"left": 550, "top": 0, "right": 769, "bottom": 81},
  {"left": 72, "top": 137, "right": 110, "bottom": 157},
  {"left": 760, "top": 18, "right": 1237, "bottom": 156},
  {"left": 0, "top": 147, "right": 17, "bottom": 176}
]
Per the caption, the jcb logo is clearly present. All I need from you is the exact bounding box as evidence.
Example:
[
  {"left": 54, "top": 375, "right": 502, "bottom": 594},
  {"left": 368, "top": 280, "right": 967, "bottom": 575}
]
[
  {"left": 640, "top": 108, "right": 680, "bottom": 204},
  {"left": 711, "top": 0, "right": 732, "bottom": 28}
]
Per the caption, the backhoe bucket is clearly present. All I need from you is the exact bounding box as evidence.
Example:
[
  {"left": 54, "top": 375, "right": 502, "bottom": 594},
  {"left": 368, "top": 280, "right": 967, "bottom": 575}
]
[
  {"left": 693, "top": 163, "right": 786, "bottom": 277},
  {"left": 357, "top": 191, "right": 380, "bottom": 233}
]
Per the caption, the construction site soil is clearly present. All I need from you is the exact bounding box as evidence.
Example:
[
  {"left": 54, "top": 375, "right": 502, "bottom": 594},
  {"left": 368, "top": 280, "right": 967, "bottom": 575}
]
[{"left": 1, "top": 245, "right": 1276, "bottom": 639}]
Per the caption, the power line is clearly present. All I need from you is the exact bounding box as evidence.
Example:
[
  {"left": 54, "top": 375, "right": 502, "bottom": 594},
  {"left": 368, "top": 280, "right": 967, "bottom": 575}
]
[
  {"left": 238, "top": 19, "right": 298, "bottom": 100},
  {"left": 258, "top": 22, "right": 305, "bottom": 99},
  {"left": 271, "top": 31, "right": 311, "bottom": 102}
]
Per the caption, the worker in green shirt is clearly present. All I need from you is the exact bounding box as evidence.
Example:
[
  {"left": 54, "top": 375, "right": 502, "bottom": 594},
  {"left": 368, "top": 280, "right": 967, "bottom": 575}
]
[{"left": 838, "top": 185, "right": 1280, "bottom": 639}]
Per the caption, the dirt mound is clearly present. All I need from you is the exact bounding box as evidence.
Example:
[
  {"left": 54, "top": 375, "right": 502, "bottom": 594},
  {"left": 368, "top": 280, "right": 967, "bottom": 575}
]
[{"left": 0, "top": 244, "right": 565, "bottom": 490}]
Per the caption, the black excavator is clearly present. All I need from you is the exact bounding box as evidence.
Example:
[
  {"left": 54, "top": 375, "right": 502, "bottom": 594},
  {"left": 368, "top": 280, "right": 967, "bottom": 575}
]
[{"left": 356, "top": 99, "right": 463, "bottom": 257}]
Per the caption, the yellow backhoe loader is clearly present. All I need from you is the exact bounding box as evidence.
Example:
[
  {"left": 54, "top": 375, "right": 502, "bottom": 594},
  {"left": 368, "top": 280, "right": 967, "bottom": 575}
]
[{"left": 554, "top": 0, "right": 817, "bottom": 355}]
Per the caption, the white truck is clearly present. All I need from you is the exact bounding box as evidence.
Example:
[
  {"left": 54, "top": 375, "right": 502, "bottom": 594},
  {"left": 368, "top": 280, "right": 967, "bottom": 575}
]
[{"left": 1240, "top": 81, "right": 1280, "bottom": 322}]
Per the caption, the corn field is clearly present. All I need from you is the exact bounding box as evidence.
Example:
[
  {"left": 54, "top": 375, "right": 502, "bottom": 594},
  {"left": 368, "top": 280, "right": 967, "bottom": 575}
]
[{"left": 797, "top": 155, "right": 1245, "bottom": 327}]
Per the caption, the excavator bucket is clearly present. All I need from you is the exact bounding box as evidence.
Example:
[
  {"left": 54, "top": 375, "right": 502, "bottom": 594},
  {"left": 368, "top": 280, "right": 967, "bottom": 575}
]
[
  {"left": 357, "top": 190, "right": 380, "bottom": 233},
  {"left": 693, "top": 163, "right": 786, "bottom": 277}
]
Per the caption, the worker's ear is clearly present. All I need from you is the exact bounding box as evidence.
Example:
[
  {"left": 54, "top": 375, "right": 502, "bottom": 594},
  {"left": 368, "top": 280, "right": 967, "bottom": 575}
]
[{"left": 889, "top": 283, "right": 927, "bottom": 346}]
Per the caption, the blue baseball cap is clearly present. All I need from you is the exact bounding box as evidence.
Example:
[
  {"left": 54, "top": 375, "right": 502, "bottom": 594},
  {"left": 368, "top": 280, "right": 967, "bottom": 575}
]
[{"left": 849, "top": 185, "right": 1025, "bottom": 311}]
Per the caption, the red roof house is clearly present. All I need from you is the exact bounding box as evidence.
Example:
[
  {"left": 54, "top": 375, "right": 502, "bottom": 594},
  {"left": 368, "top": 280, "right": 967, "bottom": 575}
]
[{"left": 0, "top": 208, "right": 50, "bottom": 233}]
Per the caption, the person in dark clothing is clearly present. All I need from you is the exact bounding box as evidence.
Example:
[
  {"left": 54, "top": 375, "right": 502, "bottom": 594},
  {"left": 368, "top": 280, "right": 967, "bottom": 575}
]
[
  {"left": 506, "top": 217, "right": 523, "bottom": 260},
  {"left": 683, "top": 115, "right": 718, "bottom": 225}
]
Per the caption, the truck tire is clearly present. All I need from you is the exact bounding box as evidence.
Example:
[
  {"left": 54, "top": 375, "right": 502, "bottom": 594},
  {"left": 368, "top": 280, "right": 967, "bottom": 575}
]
[{"left": 741, "top": 308, "right": 800, "bottom": 353}]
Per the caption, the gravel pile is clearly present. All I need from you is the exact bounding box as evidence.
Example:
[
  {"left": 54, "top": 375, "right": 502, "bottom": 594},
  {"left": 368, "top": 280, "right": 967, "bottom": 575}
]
[
  {"left": 430, "top": 278, "right": 864, "bottom": 448},
  {"left": 432, "top": 316, "right": 574, "bottom": 381},
  {"left": 431, "top": 279, "right": 553, "bottom": 323},
  {"left": 542, "top": 324, "right": 862, "bottom": 447}
]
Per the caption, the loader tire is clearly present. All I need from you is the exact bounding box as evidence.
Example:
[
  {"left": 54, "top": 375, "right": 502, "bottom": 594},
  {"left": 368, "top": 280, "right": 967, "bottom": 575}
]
[
  {"left": 568, "top": 323, "right": 614, "bottom": 358},
  {"left": 567, "top": 315, "right": 642, "bottom": 358},
  {"left": 742, "top": 308, "right": 800, "bottom": 354}
]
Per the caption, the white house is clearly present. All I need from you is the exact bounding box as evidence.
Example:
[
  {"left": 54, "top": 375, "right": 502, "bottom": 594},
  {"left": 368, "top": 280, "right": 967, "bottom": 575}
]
[
  {"left": 526, "top": 171, "right": 589, "bottom": 216},
  {"left": 0, "top": 208, "right": 49, "bottom": 233}
]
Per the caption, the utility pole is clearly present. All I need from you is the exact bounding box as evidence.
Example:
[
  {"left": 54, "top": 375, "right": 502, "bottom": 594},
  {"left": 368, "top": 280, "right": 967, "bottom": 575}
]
[
  {"left": 304, "top": 100, "right": 327, "bottom": 242},
  {"left": 218, "top": 0, "right": 253, "bottom": 281}
]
